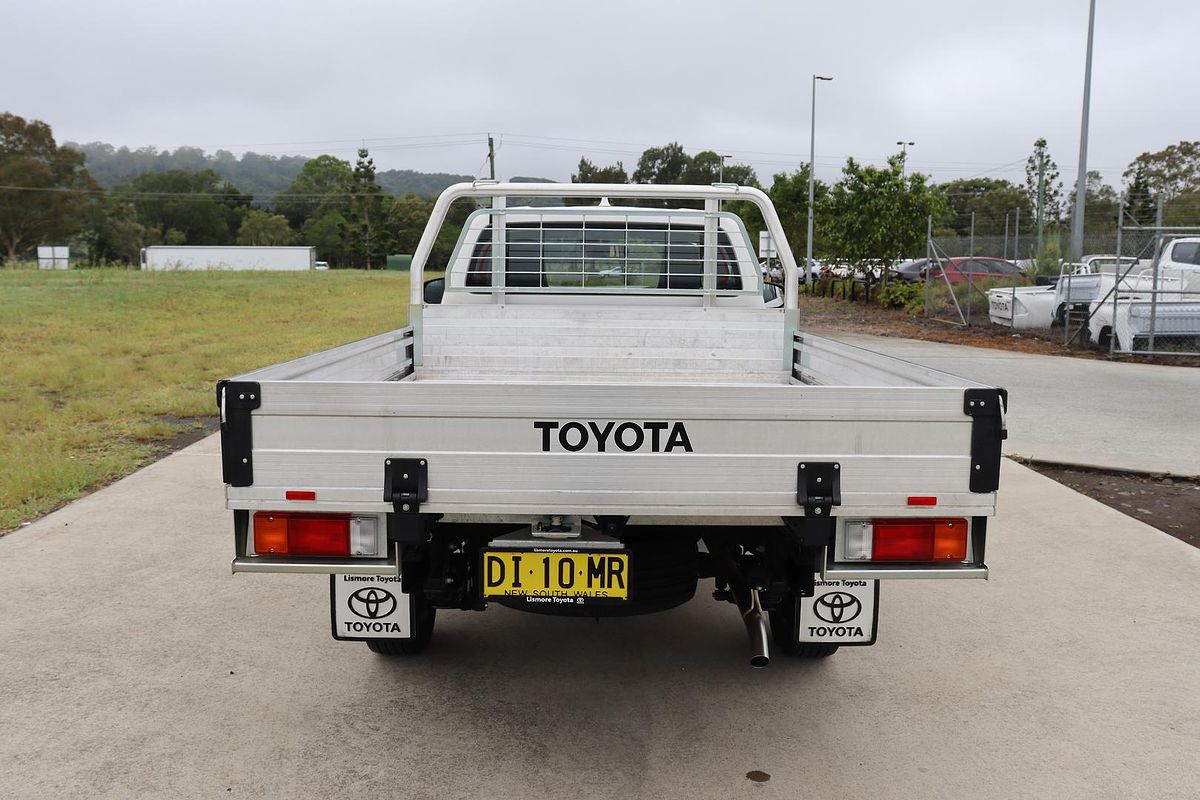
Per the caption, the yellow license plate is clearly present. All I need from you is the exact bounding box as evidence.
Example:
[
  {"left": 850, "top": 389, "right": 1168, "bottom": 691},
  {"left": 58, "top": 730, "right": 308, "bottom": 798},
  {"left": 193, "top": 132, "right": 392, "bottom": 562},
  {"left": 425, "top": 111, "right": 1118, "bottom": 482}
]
[{"left": 482, "top": 551, "right": 629, "bottom": 600}]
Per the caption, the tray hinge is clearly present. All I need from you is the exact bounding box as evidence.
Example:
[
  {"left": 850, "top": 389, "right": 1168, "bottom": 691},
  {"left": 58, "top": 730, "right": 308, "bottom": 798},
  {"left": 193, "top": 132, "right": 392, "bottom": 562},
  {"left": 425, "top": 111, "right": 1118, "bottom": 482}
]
[
  {"left": 963, "top": 388, "right": 1008, "bottom": 492},
  {"left": 789, "top": 461, "right": 842, "bottom": 554},
  {"left": 384, "top": 458, "right": 429, "bottom": 543},
  {"left": 797, "top": 461, "right": 841, "bottom": 517},
  {"left": 217, "top": 380, "right": 261, "bottom": 487}
]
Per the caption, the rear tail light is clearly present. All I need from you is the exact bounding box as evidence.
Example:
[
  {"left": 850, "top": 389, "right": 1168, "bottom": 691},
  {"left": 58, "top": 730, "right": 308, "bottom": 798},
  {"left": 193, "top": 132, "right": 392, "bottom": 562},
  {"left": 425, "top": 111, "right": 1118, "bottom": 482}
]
[
  {"left": 252, "top": 512, "right": 381, "bottom": 557},
  {"left": 840, "top": 518, "right": 969, "bottom": 562}
]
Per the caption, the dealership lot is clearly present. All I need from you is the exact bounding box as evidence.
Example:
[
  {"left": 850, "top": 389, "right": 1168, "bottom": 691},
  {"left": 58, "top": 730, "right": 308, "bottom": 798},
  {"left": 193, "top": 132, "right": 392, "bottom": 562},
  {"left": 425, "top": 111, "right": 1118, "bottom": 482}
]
[{"left": 1, "top": 432, "right": 1197, "bottom": 799}]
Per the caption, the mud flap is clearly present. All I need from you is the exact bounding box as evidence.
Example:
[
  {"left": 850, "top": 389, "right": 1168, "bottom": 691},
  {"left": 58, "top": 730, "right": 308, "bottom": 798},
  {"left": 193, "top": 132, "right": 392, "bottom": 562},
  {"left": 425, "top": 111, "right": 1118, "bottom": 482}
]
[
  {"left": 798, "top": 578, "right": 879, "bottom": 646},
  {"left": 330, "top": 574, "right": 414, "bottom": 641}
]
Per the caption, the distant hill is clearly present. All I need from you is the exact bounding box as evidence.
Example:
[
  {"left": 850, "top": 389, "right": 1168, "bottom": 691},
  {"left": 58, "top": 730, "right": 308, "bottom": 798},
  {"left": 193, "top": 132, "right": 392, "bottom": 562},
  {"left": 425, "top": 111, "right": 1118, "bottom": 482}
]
[
  {"left": 375, "top": 168, "right": 475, "bottom": 197},
  {"left": 68, "top": 141, "right": 487, "bottom": 199},
  {"left": 69, "top": 142, "right": 307, "bottom": 197}
]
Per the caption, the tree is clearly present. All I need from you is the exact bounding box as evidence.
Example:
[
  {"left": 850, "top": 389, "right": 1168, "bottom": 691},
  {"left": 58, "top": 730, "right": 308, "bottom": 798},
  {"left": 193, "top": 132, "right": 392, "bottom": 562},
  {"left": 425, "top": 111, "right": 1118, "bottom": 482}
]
[
  {"left": 1122, "top": 141, "right": 1200, "bottom": 200},
  {"left": 114, "top": 169, "right": 250, "bottom": 245},
  {"left": 274, "top": 154, "right": 353, "bottom": 228},
  {"left": 302, "top": 209, "right": 351, "bottom": 266},
  {"left": 823, "top": 155, "right": 947, "bottom": 275},
  {"left": 386, "top": 192, "right": 435, "bottom": 255},
  {"left": 681, "top": 150, "right": 758, "bottom": 187},
  {"left": 937, "top": 178, "right": 1031, "bottom": 237},
  {"left": 1065, "top": 171, "right": 1120, "bottom": 233},
  {"left": 76, "top": 195, "right": 147, "bottom": 264},
  {"left": 1123, "top": 163, "right": 1158, "bottom": 225},
  {"left": 237, "top": 208, "right": 296, "bottom": 246},
  {"left": 342, "top": 148, "right": 390, "bottom": 268},
  {"left": 1166, "top": 192, "right": 1200, "bottom": 226},
  {"left": 632, "top": 142, "right": 689, "bottom": 184},
  {"left": 767, "top": 166, "right": 828, "bottom": 258},
  {"left": 571, "top": 157, "right": 629, "bottom": 184},
  {"left": 0, "top": 113, "right": 96, "bottom": 262},
  {"left": 1122, "top": 141, "right": 1200, "bottom": 227},
  {"left": 1025, "top": 138, "right": 1064, "bottom": 232}
]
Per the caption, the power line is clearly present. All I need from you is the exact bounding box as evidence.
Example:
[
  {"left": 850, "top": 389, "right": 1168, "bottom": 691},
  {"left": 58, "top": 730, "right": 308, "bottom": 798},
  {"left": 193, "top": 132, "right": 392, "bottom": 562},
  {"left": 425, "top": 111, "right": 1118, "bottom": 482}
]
[
  {"left": 186, "top": 132, "right": 490, "bottom": 149},
  {"left": 0, "top": 184, "right": 370, "bottom": 202}
]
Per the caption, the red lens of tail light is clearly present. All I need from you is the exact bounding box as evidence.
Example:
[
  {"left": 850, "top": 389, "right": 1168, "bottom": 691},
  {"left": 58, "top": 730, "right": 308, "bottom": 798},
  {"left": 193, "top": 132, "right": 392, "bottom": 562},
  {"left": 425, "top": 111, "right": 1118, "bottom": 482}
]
[
  {"left": 253, "top": 512, "right": 350, "bottom": 556},
  {"left": 872, "top": 518, "right": 968, "bottom": 561}
]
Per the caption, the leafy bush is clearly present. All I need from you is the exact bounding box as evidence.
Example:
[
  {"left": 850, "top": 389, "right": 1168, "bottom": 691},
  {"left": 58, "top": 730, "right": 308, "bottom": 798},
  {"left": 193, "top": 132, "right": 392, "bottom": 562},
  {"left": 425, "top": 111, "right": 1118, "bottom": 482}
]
[{"left": 877, "top": 281, "right": 925, "bottom": 313}]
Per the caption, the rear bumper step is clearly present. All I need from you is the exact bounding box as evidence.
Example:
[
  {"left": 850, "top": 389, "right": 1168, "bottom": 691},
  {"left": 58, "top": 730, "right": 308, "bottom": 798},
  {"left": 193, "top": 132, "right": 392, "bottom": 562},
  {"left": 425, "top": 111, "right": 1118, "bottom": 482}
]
[{"left": 231, "top": 555, "right": 399, "bottom": 576}]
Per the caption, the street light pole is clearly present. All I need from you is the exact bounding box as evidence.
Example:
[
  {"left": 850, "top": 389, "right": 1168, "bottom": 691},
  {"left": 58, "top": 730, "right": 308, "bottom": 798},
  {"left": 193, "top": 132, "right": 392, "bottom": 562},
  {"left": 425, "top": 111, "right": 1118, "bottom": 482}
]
[
  {"left": 896, "top": 140, "right": 915, "bottom": 178},
  {"left": 807, "top": 74, "right": 832, "bottom": 287},
  {"left": 719, "top": 154, "right": 733, "bottom": 183},
  {"left": 1071, "top": 0, "right": 1097, "bottom": 261}
]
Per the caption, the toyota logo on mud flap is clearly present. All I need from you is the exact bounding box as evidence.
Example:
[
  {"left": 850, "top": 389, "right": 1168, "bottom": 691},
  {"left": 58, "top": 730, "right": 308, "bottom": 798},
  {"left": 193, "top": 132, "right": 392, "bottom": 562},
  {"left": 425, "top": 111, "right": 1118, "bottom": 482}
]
[
  {"left": 814, "top": 592, "right": 862, "bottom": 624},
  {"left": 348, "top": 587, "right": 397, "bottom": 619}
]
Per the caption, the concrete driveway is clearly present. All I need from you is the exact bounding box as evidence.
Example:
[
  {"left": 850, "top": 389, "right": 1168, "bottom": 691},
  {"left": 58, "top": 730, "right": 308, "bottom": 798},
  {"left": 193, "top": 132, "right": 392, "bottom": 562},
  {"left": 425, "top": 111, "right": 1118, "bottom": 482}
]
[
  {"left": 824, "top": 333, "right": 1200, "bottom": 476},
  {"left": 1, "top": 435, "right": 1197, "bottom": 799}
]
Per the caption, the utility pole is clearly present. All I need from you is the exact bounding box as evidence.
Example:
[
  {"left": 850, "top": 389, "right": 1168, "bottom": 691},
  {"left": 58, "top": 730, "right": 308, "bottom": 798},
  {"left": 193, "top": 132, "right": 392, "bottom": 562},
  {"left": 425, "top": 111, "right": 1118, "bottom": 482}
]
[
  {"left": 1071, "top": 0, "right": 1097, "bottom": 261},
  {"left": 487, "top": 134, "right": 496, "bottom": 181},
  {"left": 807, "top": 74, "right": 833, "bottom": 287},
  {"left": 719, "top": 154, "right": 733, "bottom": 183}
]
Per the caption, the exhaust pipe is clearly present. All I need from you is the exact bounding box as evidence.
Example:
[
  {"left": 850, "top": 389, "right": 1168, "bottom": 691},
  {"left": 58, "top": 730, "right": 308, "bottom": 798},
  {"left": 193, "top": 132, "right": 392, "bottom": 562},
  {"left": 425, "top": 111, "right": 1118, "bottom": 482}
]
[{"left": 742, "top": 588, "right": 770, "bottom": 668}]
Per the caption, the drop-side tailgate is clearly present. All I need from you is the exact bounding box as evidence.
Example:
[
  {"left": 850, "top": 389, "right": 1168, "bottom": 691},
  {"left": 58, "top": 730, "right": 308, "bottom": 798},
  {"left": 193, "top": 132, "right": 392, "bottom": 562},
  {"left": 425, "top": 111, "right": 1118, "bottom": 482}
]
[{"left": 221, "top": 379, "right": 1004, "bottom": 520}]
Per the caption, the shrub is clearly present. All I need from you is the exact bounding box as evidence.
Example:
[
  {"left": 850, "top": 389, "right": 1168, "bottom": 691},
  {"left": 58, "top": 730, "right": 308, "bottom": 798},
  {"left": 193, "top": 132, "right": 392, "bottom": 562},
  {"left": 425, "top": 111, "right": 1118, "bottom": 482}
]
[{"left": 877, "top": 281, "right": 925, "bottom": 314}]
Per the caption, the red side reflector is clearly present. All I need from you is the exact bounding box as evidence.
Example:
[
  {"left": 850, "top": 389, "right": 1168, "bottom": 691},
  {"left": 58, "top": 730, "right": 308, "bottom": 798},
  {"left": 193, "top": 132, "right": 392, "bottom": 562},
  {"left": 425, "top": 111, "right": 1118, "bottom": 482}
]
[
  {"left": 872, "top": 518, "right": 967, "bottom": 561},
  {"left": 253, "top": 512, "right": 350, "bottom": 557},
  {"left": 285, "top": 490, "right": 317, "bottom": 501},
  {"left": 907, "top": 496, "right": 937, "bottom": 506}
]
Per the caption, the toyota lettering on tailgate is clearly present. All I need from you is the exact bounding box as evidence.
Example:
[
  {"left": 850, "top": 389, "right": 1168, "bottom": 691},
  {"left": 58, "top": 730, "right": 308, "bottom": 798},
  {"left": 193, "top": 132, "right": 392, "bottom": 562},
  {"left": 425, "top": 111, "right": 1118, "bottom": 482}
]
[{"left": 533, "top": 421, "right": 693, "bottom": 453}]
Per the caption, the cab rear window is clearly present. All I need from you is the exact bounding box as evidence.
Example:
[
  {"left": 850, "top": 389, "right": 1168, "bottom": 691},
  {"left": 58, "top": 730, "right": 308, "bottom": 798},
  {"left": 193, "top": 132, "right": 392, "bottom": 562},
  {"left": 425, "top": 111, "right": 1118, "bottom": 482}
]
[{"left": 464, "top": 222, "right": 743, "bottom": 290}]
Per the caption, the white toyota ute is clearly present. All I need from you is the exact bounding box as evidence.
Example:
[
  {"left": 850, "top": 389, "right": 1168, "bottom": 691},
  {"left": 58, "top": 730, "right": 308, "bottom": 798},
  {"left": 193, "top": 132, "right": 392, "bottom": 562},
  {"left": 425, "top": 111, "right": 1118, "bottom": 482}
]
[{"left": 216, "top": 182, "right": 1007, "bottom": 667}]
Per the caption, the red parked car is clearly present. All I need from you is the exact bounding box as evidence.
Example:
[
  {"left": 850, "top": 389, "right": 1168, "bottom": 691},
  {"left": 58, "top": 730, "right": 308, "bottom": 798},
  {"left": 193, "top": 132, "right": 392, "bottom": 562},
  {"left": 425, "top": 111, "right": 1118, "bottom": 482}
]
[{"left": 922, "top": 257, "right": 1023, "bottom": 284}]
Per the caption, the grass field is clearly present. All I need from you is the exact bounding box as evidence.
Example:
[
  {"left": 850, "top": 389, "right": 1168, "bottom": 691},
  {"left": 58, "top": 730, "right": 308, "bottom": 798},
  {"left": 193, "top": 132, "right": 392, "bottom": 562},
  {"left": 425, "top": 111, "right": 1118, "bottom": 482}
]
[{"left": 0, "top": 269, "right": 415, "bottom": 531}]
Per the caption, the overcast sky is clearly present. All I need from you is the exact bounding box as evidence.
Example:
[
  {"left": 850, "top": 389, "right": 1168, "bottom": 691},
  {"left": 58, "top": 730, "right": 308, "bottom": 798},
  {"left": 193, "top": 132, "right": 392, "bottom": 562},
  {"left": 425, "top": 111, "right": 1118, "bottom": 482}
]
[{"left": 5, "top": 0, "right": 1196, "bottom": 189}]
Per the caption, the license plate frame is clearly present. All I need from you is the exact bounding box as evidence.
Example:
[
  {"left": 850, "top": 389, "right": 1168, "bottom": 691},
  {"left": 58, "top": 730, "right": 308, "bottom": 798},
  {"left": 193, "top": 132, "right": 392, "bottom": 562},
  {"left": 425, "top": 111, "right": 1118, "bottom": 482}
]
[{"left": 481, "top": 548, "right": 631, "bottom": 608}]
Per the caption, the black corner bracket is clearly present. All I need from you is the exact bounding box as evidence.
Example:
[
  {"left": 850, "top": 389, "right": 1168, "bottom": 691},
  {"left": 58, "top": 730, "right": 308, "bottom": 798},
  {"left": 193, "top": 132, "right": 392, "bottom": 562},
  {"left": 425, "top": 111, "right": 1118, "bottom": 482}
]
[
  {"left": 384, "top": 458, "right": 429, "bottom": 544},
  {"left": 964, "top": 388, "right": 1008, "bottom": 493},
  {"left": 384, "top": 458, "right": 428, "bottom": 513},
  {"left": 218, "top": 380, "right": 261, "bottom": 487},
  {"left": 786, "top": 461, "right": 843, "bottom": 553},
  {"left": 797, "top": 461, "right": 841, "bottom": 517}
]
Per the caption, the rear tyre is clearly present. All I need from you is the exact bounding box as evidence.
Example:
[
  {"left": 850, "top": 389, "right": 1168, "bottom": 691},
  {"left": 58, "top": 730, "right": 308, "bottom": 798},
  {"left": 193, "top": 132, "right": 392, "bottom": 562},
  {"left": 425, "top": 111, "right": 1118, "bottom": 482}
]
[
  {"left": 366, "top": 592, "right": 436, "bottom": 656},
  {"left": 769, "top": 593, "right": 839, "bottom": 659}
]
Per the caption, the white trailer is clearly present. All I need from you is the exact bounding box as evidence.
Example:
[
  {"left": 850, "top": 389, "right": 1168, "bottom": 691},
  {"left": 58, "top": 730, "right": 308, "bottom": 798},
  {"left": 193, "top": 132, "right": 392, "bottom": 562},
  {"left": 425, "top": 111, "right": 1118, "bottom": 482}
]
[
  {"left": 216, "top": 183, "right": 1007, "bottom": 668},
  {"left": 140, "top": 246, "right": 315, "bottom": 271}
]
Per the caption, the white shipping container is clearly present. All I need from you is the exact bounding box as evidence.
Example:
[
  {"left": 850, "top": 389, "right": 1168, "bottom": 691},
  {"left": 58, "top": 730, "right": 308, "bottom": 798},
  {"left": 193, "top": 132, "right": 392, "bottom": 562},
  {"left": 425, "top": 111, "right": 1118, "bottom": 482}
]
[{"left": 140, "top": 246, "right": 316, "bottom": 271}]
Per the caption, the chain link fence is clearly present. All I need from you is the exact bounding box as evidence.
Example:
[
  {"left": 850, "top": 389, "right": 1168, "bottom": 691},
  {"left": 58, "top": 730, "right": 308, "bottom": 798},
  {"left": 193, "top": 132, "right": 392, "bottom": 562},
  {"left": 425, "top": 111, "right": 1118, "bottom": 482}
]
[{"left": 921, "top": 217, "right": 1200, "bottom": 357}]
